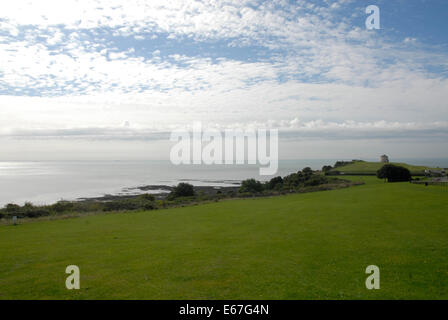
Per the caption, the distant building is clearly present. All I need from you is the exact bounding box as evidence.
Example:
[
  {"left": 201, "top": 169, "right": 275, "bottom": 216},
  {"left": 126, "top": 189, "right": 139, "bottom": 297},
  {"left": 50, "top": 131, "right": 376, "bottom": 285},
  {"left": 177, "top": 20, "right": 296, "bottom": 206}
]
[
  {"left": 424, "top": 169, "right": 446, "bottom": 178},
  {"left": 380, "top": 154, "right": 389, "bottom": 163}
]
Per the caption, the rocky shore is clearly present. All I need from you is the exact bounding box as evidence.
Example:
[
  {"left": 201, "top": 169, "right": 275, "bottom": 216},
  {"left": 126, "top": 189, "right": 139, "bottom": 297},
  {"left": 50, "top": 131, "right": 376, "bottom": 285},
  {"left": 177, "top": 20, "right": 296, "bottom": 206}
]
[{"left": 77, "top": 184, "right": 241, "bottom": 202}]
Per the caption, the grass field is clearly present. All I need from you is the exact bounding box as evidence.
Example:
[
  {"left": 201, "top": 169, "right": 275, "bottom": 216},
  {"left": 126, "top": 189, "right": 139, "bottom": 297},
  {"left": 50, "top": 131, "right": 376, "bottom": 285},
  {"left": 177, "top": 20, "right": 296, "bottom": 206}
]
[
  {"left": 1, "top": 176, "right": 447, "bottom": 299},
  {"left": 330, "top": 161, "right": 435, "bottom": 175}
]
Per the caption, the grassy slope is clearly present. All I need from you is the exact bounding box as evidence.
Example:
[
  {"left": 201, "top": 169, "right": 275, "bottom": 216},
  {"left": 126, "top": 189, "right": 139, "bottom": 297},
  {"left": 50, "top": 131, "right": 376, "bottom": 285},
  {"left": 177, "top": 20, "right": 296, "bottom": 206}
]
[
  {"left": 0, "top": 176, "right": 447, "bottom": 299},
  {"left": 330, "top": 161, "right": 434, "bottom": 175}
]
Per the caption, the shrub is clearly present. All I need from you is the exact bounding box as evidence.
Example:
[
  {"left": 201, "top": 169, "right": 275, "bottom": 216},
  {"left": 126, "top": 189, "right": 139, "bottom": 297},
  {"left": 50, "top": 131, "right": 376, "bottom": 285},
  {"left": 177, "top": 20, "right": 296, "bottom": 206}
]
[
  {"left": 103, "top": 200, "right": 140, "bottom": 212},
  {"left": 51, "top": 201, "right": 74, "bottom": 214},
  {"left": 377, "top": 164, "right": 411, "bottom": 182},
  {"left": 132, "top": 194, "right": 157, "bottom": 210},
  {"left": 168, "top": 183, "right": 195, "bottom": 199},
  {"left": 5, "top": 204, "right": 20, "bottom": 214},
  {"left": 23, "top": 208, "right": 51, "bottom": 218},
  {"left": 227, "top": 190, "right": 236, "bottom": 197},
  {"left": 138, "top": 194, "right": 155, "bottom": 201},
  {"left": 322, "top": 165, "right": 333, "bottom": 175},
  {"left": 239, "top": 179, "right": 264, "bottom": 193},
  {"left": 334, "top": 161, "right": 352, "bottom": 168},
  {"left": 142, "top": 202, "right": 155, "bottom": 210},
  {"left": 304, "top": 175, "right": 327, "bottom": 187},
  {"left": 302, "top": 167, "right": 313, "bottom": 177},
  {"left": 282, "top": 173, "right": 302, "bottom": 188},
  {"left": 1, "top": 202, "right": 52, "bottom": 218},
  {"left": 266, "top": 176, "right": 283, "bottom": 190}
]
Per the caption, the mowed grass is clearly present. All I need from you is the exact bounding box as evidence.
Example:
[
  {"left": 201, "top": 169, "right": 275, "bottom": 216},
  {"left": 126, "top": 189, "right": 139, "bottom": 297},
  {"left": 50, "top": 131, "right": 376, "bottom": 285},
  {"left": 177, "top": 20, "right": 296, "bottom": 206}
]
[
  {"left": 1, "top": 177, "right": 447, "bottom": 299},
  {"left": 330, "top": 161, "right": 434, "bottom": 175}
]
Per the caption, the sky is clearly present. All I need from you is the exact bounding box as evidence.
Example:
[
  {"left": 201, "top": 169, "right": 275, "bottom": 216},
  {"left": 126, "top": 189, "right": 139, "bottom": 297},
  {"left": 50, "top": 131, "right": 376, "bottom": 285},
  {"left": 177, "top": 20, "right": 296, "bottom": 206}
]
[{"left": 0, "top": 0, "right": 447, "bottom": 160}]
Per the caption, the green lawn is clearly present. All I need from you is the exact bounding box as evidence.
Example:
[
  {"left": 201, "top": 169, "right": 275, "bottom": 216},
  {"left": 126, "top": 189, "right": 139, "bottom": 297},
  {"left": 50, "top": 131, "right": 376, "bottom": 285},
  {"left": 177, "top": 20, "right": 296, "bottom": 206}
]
[
  {"left": 1, "top": 176, "right": 447, "bottom": 299},
  {"left": 330, "top": 161, "right": 434, "bottom": 175}
]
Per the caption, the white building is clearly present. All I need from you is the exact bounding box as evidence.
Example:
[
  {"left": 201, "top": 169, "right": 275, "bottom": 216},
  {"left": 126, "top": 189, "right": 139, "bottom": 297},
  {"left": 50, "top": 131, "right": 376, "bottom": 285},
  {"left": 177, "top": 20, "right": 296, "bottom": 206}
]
[{"left": 380, "top": 154, "right": 389, "bottom": 163}]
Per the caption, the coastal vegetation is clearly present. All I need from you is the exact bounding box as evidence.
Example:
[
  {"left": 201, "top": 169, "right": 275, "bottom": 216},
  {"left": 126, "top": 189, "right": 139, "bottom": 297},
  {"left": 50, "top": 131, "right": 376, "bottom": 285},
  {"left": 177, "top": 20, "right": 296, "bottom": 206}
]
[
  {"left": 2, "top": 159, "right": 442, "bottom": 222},
  {"left": 0, "top": 168, "right": 357, "bottom": 222},
  {"left": 167, "top": 182, "right": 196, "bottom": 200}
]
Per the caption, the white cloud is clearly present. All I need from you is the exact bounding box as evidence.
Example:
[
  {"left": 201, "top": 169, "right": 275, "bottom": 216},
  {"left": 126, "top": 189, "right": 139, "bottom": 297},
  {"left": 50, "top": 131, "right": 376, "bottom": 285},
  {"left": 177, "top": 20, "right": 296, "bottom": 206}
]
[{"left": 0, "top": 0, "right": 447, "bottom": 160}]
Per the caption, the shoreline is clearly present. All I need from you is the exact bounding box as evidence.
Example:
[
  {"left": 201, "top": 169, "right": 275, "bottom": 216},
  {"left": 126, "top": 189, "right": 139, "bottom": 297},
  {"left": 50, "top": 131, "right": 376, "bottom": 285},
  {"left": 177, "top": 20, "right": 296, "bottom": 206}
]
[
  {"left": 1, "top": 180, "right": 364, "bottom": 225},
  {"left": 1, "top": 159, "right": 446, "bottom": 207},
  {"left": 0, "top": 179, "right": 243, "bottom": 207},
  {"left": 77, "top": 183, "right": 241, "bottom": 202}
]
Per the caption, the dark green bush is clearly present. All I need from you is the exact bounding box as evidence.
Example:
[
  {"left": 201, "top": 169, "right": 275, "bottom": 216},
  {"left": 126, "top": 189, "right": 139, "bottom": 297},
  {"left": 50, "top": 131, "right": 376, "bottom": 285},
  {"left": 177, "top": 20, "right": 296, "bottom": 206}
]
[
  {"left": 266, "top": 176, "right": 283, "bottom": 190},
  {"left": 5, "top": 203, "right": 20, "bottom": 214},
  {"left": 322, "top": 165, "right": 333, "bottom": 175},
  {"left": 302, "top": 167, "right": 313, "bottom": 177},
  {"left": 51, "top": 201, "right": 74, "bottom": 213},
  {"left": 168, "top": 183, "right": 195, "bottom": 199},
  {"left": 103, "top": 200, "right": 140, "bottom": 212},
  {"left": 0, "top": 202, "right": 51, "bottom": 218},
  {"left": 282, "top": 173, "right": 301, "bottom": 188},
  {"left": 138, "top": 194, "right": 155, "bottom": 201},
  {"left": 239, "top": 179, "right": 264, "bottom": 193},
  {"left": 142, "top": 201, "right": 155, "bottom": 210},
  {"left": 304, "top": 175, "right": 327, "bottom": 187},
  {"left": 23, "top": 209, "right": 51, "bottom": 218},
  {"left": 377, "top": 164, "right": 411, "bottom": 182}
]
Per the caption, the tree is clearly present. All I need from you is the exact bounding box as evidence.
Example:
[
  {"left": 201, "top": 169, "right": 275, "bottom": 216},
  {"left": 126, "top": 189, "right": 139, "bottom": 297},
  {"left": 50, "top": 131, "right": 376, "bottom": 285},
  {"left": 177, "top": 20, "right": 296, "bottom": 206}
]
[
  {"left": 266, "top": 176, "right": 283, "bottom": 190},
  {"left": 304, "top": 175, "right": 327, "bottom": 186},
  {"left": 377, "top": 164, "right": 411, "bottom": 182},
  {"left": 322, "top": 165, "right": 333, "bottom": 175},
  {"left": 283, "top": 173, "right": 301, "bottom": 188},
  {"left": 169, "top": 183, "right": 195, "bottom": 198},
  {"left": 52, "top": 201, "right": 74, "bottom": 213},
  {"left": 5, "top": 203, "right": 20, "bottom": 214},
  {"left": 302, "top": 167, "right": 313, "bottom": 176},
  {"left": 138, "top": 194, "right": 155, "bottom": 202},
  {"left": 239, "top": 179, "right": 264, "bottom": 193},
  {"left": 334, "top": 160, "right": 352, "bottom": 168}
]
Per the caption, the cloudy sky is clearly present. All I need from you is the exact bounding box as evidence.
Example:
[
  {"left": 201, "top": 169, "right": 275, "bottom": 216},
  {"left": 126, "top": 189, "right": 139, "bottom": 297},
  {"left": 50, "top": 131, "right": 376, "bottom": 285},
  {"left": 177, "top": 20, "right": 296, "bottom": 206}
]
[{"left": 0, "top": 0, "right": 447, "bottom": 160}]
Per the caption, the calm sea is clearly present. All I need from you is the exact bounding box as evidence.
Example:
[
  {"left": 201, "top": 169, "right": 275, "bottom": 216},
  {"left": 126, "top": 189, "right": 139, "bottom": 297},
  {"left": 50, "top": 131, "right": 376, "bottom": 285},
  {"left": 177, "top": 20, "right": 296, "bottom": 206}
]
[{"left": 0, "top": 158, "right": 447, "bottom": 206}]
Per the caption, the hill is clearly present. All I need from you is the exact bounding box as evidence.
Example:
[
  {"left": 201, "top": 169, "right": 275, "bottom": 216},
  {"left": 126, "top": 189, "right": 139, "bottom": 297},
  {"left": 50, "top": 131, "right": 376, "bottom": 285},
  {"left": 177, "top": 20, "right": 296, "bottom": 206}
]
[{"left": 329, "top": 161, "right": 434, "bottom": 175}]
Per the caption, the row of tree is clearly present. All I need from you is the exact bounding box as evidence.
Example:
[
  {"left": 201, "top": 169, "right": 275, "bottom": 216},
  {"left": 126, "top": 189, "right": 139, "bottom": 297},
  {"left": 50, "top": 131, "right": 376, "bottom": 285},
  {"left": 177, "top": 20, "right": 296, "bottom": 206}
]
[
  {"left": 167, "top": 164, "right": 412, "bottom": 199},
  {"left": 239, "top": 167, "right": 331, "bottom": 193}
]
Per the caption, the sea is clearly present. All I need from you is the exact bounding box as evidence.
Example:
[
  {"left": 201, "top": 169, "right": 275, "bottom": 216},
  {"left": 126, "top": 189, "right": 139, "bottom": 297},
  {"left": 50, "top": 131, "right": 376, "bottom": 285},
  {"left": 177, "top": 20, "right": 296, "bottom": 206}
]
[{"left": 1, "top": 158, "right": 447, "bottom": 207}]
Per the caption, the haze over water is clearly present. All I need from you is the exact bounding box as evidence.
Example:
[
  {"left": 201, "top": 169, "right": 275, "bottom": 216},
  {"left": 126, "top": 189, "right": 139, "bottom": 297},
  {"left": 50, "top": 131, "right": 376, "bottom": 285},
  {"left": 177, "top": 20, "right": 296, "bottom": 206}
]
[{"left": 1, "top": 159, "right": 447, "bottom": 207}]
